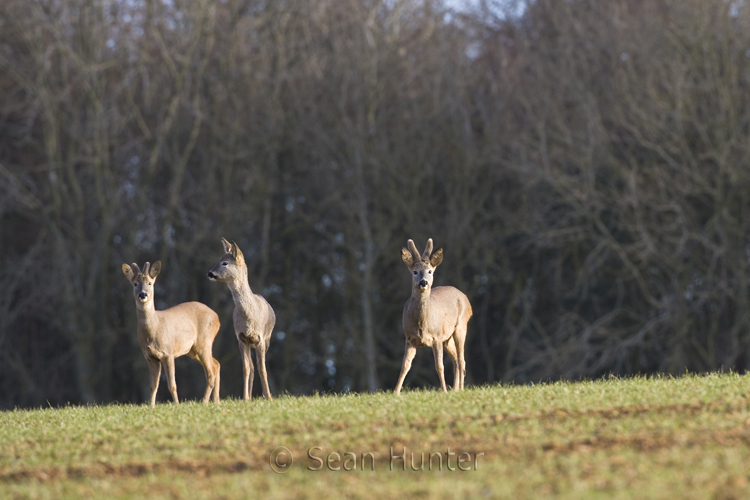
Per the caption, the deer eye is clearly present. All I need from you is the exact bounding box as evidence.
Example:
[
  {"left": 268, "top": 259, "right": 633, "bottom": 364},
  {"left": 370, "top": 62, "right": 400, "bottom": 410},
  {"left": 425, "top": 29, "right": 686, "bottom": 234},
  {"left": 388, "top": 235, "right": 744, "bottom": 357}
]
[
  {"left": 428, "top": 270, "right": 432, "bottom": 274},
  {"left": 222, "top": 262, "right": 228, "bottom": 266},
  {"left": 133, "top": 283, "right": 137, "bottom": 287}
]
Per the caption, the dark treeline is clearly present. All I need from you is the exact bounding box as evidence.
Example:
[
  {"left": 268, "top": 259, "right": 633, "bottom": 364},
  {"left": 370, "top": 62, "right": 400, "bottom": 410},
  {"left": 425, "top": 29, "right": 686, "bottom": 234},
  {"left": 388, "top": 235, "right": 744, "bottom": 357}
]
[{"left": 2, "top": 0, "right": 750, "bottom": 408}]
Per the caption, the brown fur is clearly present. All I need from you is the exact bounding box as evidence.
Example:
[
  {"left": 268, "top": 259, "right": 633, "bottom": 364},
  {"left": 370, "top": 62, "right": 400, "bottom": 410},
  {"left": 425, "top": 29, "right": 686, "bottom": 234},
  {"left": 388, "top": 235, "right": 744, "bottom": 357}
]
[
  {"left": 207, "top": 238, "right": 276, "bottom": 400},
  {"left": 394, "top": 238, "right": 472, "bottom": 394},
  {"left": 122, "top": 261, "right": 221, "bottom": 407}
]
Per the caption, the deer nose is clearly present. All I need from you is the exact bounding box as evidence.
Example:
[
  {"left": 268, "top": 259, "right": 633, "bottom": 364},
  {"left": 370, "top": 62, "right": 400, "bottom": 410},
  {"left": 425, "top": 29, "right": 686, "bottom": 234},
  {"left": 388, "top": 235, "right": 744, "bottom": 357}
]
[
  {"left": 207, "top": 272, "right": 216, "bottom": 280},
  {"left": 419, "top": 279, "right": 429, "bottom": 288},
  {"left": 138, "top": 292, "right": 148, "bottom": 300}
]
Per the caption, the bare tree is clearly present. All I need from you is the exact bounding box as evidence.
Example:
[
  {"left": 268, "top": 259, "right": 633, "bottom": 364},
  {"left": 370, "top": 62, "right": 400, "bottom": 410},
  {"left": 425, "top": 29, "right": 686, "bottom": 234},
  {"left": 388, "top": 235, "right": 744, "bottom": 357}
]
[{"left": 3, "top": 0, "right": 750, "bottom": 407}]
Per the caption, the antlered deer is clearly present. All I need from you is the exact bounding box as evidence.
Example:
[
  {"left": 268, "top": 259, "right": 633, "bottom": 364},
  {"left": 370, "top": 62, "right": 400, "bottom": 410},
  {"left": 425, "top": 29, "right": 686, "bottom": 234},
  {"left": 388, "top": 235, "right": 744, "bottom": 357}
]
[
  {"left": 121, "top": 261, "right": 221, "bottom": 407},
  {"left": 395, "top": 239, "right": 472, "bottom": 394}
]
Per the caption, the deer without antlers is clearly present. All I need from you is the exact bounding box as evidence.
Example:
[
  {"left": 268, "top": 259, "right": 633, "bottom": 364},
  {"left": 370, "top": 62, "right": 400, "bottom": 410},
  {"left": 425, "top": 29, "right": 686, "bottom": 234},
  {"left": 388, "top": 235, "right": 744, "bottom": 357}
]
[
  {"left": 207, "top": 238, "right": 276, "bottom": 400},
  {"left": 121, "top": 261, "right": 221, "bottom": 407},
  {"left": 394, "top": 238, "right": 473, "bottom": 394}
]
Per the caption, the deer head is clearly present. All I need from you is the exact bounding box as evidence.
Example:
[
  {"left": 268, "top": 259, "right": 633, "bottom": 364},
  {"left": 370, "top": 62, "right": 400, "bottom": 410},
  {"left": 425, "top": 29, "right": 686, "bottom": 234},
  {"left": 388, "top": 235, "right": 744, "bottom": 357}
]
[
  {"left": 401, "top": 238, "right": 443, "bottom": 292},
  {"left": 207, "top": 237, "right": 246, "bottom": 282},
  {"left": 122, "top": 261, "right": 162, "bottom": 304}
]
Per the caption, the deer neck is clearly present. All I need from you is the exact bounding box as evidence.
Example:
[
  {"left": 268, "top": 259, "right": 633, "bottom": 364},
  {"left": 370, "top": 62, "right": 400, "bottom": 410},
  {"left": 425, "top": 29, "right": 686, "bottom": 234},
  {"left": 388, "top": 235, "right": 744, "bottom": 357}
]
[
  {"left": 226, "top": 271, "right": 254, "bottom": 308},
  {"left": 135, "top": 299, "right": 161, "bottom": 339},
  {"left": 411, "top": 286, "right": 432, "bottom": 326}
]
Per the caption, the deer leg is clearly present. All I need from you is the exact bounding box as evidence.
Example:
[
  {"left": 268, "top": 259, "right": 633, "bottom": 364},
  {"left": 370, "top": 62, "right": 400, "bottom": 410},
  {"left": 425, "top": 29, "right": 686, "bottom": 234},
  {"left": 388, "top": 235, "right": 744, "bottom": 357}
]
[
  {"left": 197, "top": 351, "right": 219, "bottom": 404},
  {"left": 256, "top": 341, "right": 273, "bottom": 401},
  {"left": 213, "top": 358, "right": 221, "bottom": 403},
  {"left": 239, "top": 341, "right": 254, "bottom": 401},
  {"left": 147, "top": 357, "right": 161, "bottom": 408},
  {"left": 431, "top": 341, "right": 448, "bottom": 392},
  {"left": 455, "top": 326, "right": 468, "bottom": 390},
  {"left": 444, "top": 338, "right": 460, "bottom": 391},
  {"left": 395, "top": 341, "right": 417, "bottom": 395},
  {"left": 162, "top": 356, "right": 179, "bottom": 404},
  {"left": 456, "top": 341, "right": 466, "bottom": 391},
  {"left": 198, "top": 319, "right": 221, "bottom": 403}
]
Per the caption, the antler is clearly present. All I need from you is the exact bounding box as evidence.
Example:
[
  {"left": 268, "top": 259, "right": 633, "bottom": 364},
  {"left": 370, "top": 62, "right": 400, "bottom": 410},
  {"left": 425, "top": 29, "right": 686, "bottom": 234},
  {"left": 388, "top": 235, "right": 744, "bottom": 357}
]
[
  {"left": 143, "top": 262, "right": 151, "bottom": 277},
  {"left": 132, "top": 263, "right": 142, "bottom": 276},
  {"left": 407, "top": 239, "right": 421, "bottom": 262},
  {"left": 422, "top": 238, "right": 434, "bottom": 260}
]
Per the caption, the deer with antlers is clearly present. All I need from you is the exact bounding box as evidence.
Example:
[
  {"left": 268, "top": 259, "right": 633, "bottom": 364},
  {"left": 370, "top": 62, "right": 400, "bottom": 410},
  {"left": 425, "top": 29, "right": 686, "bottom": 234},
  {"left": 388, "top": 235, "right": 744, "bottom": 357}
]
[
  {"left": 394, "top": 238, "right": 473, "bottom": 394},
  {"left": 121, "top": 261, "right": 221, "bottom": 407},
  {"left": 207, "top": 238, "right": 276, "bottom": 400}
]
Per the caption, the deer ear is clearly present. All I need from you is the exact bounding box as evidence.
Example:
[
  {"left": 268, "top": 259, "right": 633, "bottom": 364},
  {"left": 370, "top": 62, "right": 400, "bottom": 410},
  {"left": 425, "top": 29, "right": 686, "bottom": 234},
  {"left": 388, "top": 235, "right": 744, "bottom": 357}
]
[
  {"left": 231, "top": 241, "right": 245, "bottom": 267},
  {"left": 430, "top": 248, "right": 443, "bottom": 268},
  {"left": 149, "top": 260, "right": 162, "bottom": 279},
  {"left": 122, "top": 263, "right": 135, "bottom": 282},
  {"left": 221, "top": 237, "right": 232, "bottom": 254},
  {"left": 401, "top": 247, "right": 414, "bottom": 267}
]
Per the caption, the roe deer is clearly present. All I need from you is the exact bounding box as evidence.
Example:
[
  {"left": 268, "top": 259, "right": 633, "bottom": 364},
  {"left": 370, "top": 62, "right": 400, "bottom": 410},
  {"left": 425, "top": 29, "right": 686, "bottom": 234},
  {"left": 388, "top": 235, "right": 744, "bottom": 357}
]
[
  {"left": 122, "top": 261, "right": 221, "bottom": 407},
  {"left": 394, "top": 238, "right": 473, "bottom": 394},
  {"left": 207, "top": 238, "right": 276, "bottom": 400}
]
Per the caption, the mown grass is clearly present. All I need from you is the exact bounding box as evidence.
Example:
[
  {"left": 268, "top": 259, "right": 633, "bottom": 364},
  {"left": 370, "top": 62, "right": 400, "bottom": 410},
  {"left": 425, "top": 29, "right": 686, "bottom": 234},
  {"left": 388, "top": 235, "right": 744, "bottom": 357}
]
[{"left": 2, "top": 373, "right": 750, "bottom": 499}]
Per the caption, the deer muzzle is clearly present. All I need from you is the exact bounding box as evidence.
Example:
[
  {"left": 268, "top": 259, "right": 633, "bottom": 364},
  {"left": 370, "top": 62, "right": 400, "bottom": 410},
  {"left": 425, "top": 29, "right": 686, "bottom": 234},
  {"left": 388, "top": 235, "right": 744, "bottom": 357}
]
[
  {"left": 419, "top": 279, "right": 429, "bottom": 289},
  {"left": 207, "top": 272, "right": 217, "bottom": 280},
  {"left": 138, "top": 292, "right": 148, "bottom": 301}
]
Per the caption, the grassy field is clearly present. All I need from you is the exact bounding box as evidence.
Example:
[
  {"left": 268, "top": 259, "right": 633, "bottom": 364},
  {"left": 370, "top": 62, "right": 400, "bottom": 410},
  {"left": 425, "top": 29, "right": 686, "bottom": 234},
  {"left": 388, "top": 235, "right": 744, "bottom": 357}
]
[{"left": 2, "top": 373, "right": 750, "bottom": 499}]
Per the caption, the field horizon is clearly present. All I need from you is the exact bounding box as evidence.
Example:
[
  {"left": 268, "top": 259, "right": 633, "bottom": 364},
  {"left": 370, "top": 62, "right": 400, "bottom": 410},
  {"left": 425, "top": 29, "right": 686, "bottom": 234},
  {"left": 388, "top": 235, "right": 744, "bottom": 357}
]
[{"left": 2, "top": 372, "right": 750, "bottom": 498}]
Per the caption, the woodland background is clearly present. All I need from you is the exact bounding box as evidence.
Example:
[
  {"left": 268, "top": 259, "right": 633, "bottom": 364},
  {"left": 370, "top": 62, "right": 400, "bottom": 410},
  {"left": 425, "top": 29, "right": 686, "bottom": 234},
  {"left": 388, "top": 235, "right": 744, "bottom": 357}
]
[{"left": 2, "top": 0, "right": 750, "bottom": 408}]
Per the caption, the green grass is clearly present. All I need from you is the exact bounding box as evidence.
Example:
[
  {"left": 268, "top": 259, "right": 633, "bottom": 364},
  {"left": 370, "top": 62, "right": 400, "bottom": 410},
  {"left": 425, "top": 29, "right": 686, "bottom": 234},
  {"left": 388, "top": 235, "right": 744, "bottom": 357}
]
[{"left": 2, "top": 373, "right": 750, "bottom": 499}]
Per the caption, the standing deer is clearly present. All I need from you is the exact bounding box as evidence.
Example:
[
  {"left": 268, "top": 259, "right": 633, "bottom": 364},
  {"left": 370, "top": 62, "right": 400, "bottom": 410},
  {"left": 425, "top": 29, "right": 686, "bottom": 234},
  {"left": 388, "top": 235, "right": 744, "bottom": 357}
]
[
  {"left": 121, "top": 261, "right": 221, "bottom": 407},
  {"left": 207, "top": 238, "right": 275, "bottom": 400},
  {"left": 395, "top": 238, "right": 473, "bottom": 394}
]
